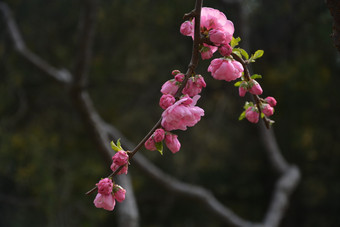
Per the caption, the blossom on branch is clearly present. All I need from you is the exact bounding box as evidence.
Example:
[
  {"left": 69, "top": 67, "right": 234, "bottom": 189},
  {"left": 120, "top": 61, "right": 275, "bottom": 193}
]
[
  {"left": 245, "top": 107, "right": 259, "bottom": 123},
  {"left": 110, "top": 150, "right": 129, "bottom": 175},
  {"left": 208, "top": 58, "right": 243, "bottom": 82},
  {"left": 159, "top": 94, "right": 176, "bottom": 110},
  {"left": 265, "top": 96, "right": 277, "bottom": 107},
  {"left": 94, "top": 178, "right": 116, "bottom": 211},
  {"left": 161, "top": 80, "right": 179, "bottom": 96},
  {"left": 180, "top": 7, "right": 234, "bottom": 60},
  {"left": 161, "top": 95, "right": 204, "bottom": 131},
  {"left": 182, "top": 74, "right": 206, "bottom": 97},
  {"left": 165, "top": 133, "right": 181, "bottom": 153}
]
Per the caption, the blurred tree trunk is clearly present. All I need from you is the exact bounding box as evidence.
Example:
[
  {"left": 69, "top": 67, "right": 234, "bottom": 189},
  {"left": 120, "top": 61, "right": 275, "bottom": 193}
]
[{"left": 325, "top": 0, "right": 340, "bottom": 52}]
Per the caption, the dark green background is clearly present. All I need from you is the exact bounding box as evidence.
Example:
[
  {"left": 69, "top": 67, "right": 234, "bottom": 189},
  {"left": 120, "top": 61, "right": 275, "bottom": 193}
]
[{"left": 1, "top": 0, "right": 339, "bottom": 226}]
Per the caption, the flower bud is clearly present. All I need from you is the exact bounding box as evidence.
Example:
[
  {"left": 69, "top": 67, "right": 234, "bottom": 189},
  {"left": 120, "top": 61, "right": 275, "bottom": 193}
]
[
  {"left": 165, "top": 133, "right": 181, "bottom": 153},
  {"left": 180, "top": 21, "right": 193, "bottom": 36},
  {"left": 161, "top": 80, "right": 178, "bottom": 96},
  {"left": 245, "top": 107, "right": 259, "bottom": 123},
  {"left": 172, "top": 70, "right": 181, "bottom": 76},
  {"left": 248, "top": 79, "right": 263, "bottom": 95},
  {"left": 112, "top": 150, "right": 129, "bottom": 166},
  {"left": 238, "top": 81, "right": 248, "bottom": 97},
  {"left": 218, "top": 44, "right": 232, "bottom": 56},
  {"left": 208, "top": 58, "right": 243, "bottom": 82},
  {"left": 265, "top": 96, "right": 277, "bottom": 107},
  {"left": 159, "top": 94, "right": 176, "bottom": 110},
  {"left": 114, "top": 185, "right": 126, "bottom": 203},
  {"left": 96, "top": 178, "right": 113, "bottom": 195},
  {"left": 175, "top": 73, "right": 185, "bottom": 82},
  {"left": 262, "top": 104, "right": 274, "bottom": 117},
  {"left": 144, "top": 136, "right": 156, "bottom": 151},
  {"left": 153, "top": 128, "right": 165, "bottom": 143}
]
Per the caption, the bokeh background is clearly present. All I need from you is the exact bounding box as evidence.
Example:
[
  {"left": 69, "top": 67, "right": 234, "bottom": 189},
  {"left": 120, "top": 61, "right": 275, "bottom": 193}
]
[{"left": 1, "top": 0, "right": 339, "bottom": 226}]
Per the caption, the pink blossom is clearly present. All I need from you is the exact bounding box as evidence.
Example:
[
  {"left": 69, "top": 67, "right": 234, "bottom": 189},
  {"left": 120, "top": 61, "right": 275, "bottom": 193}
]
[
  {"left": 262, "top": 104, "right": 274, "bottom": 117},
  {"left": 172, "top": 70, "right": 181, "bottom": 76},
  {"left": 94, "top": 193, "right": 116, "bottom": 211},
  {"left": 248, "top": 80, "right": 263, "bottom": 95},
  {"left": 96, "top": 178, "right": 113, "bottom": 195},
  {"left": 175, "top": 73, "right": 185, "bottom": 82},
  {"left": 245, "top": 107, "right": 259, "bottom": 123},
  {"left": 200, "top": 8, "right": 234, "bottom": 37},
  {"left": 161, "top": 80, "right": 179, "bottom": 96},
  {"left": 219, "top": 44, "right": 232, "bottom": 56},
  {"left": 110, "top": 163, "right": 128, "bottom": 175},
  {"left": 182, "top": 75, "right": 206, "bottom": 97},
  {"left": 200, "top": 45, "right": 215, "bottom": 60},
  {"left": 209, "top": 29, "right": 227, "bottom": 46},
  {"left": 114, "top": 186, "right": 126, "bottom": 203},
  {"left": 144, "top": 136, "right": 156, "bottom": 151},
  {"left": 165, "top": 133, "right": 181, "bottom": 153},
  {"left": 112, "top": 150, "right": 129, "bottom": 166},
  {"left": 239, "top": 82, "right": 247, "bottom": 97},
  {"left": 265, "top": 96, "right": 277, "bottom": 107},
  {"left": 161, "top": 95, "right": 204, "bottom": 131},
  {"left": 159, "top": 94, "right": 176, "bottom": 110},
  {"left": 153, "top": 128, "right": 165, "bottom": 143},
  {"left": 180, "top": 21, "right": 193, "bottom": 36},
  {"left": 208, "top": 58, "right": 243, "bottom": 82}
]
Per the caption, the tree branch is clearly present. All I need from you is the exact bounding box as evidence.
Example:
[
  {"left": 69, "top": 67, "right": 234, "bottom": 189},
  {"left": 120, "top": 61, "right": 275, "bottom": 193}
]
[
  {"left": 73, "top": 0, "right": 98, "bottom": 89},
  {"left": 0, "top": 2, "right": 72, "bottom": 84},
  {"left": 0, "top": 2, "right": 140, "bottom": 226}
]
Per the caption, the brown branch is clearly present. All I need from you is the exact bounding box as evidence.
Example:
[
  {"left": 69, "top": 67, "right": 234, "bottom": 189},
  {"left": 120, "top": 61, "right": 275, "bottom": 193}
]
[
  {"left": 103, "top": 122, "right": 261, "bottom": 227},
  {"left": 0, "top": 2, "right": 72, "bottom": 84},
  {"left": 231, "top": 52, "right": 271, "bottom": 129},
  {"left": 86, "top": 0, "right": 204, "bottom": 194},
  {"left": 325, "top": 0, "right": 340, "bottom": 52},
  {"left": 73, "top": 0, "right": 98, "bottom": 89},
  {"left": 0, "top": 2, "right": 140, "bottom": 227}
]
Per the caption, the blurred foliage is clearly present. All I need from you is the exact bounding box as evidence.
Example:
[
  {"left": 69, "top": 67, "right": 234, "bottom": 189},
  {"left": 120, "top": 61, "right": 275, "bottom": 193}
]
[{"left": 0, "top": 0, "right": 339, "bottom": 226}]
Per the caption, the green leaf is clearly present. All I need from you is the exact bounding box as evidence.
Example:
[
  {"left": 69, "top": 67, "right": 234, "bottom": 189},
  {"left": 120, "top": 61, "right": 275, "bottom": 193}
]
[
  {"left": 232, "top": 49, "right": 242, "bottom": 59},
  {"left": 111, "top": 140, "right": 119, "bottom": 152},
  {"left": 239, "top": 48, "right": 249, "bottom": 60},
  {"left": 253, "top": 50, "right": 264, "bottom": 59},
  {"left": 251, "top": 74, "right": 262, "bottom": 80},
  {"left": 231, "top": 37, "right": 241, "bottom": 48},
  {"left": 111, "top": 139, "right": 123, "bottom": 152},
  {"left": 261, "top": 113, "right": 265, "bottom": 118},
  {"left": 155, "top": 141, "right": 163, "bottom": 155},
  {"left": 239, "top": 111, "right": 246, "bottom": 120},
  {"left": 234, "top": 81, "right": 242, "bottom": 87}
]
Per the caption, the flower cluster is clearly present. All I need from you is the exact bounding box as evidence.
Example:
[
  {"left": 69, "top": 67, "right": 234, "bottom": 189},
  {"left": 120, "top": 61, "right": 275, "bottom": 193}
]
[
  {"left": 93, "top": 178, "right": 126, "bottom": 211},
  {"left": 146, "top": 69, "right": 205, "bottom": 155},
  {"left": 110, "top": 150, "right": 129, "bottom": 175},
  {"left": 145, "top": 128, "right": 181, "bottom": 154},
  {"left": 181, "top": 7, "right": 277, "bottom": 125},
  {"left": 91, "top": 6, "right": 277, "bottom": 213},
  {"left": 180, "top": 7, "right": 234, "bottom": 59}
]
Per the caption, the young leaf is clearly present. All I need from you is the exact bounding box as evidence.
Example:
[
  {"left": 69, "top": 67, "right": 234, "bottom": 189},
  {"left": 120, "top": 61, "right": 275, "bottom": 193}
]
[
  {"left": 111, "top": 139, "right": 123, "bottom": 152},
  {"left": 234, "top": 81, "right": 242, "bottom": 87},
  {"left": 155, "top": 141, "right": 163, "bottom": 155},
  {"left": 111, "top": 140, "right": 120, "bottom": 152},
  {"left": 232, "top": 49, "right": 242, "bottom": 59},
  {"left": 231, "top": 37, "right": 241, "bottom": 48},
  {"left": 253, "top": 50, "right": 264, "bottom": 59},
  {"left": 251, "top": 74, "right": 262, "bottom": 80},
  {"left": 239, "top": 48, "right": 249, "bottom": 60},
  {"left": 239, "top": 111, "right": 246, "bottom": 120}
]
